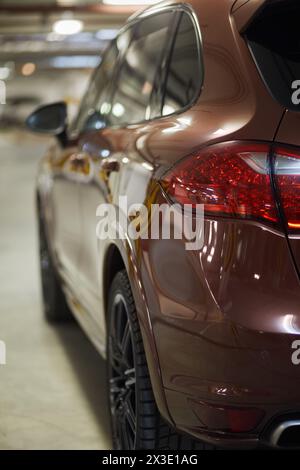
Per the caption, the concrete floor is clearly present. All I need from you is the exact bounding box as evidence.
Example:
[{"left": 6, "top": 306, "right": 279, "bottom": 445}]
[{"left": 0, "top": 130, "right": 112, "bottom": 450}]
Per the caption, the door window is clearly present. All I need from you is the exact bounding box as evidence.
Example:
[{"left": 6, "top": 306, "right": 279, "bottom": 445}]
[
  {"left": 109, "top": 12, "right": 173, "bottom": 126},
  {"left": 71, "top": 39, "right": 121, "bottom": 134}
]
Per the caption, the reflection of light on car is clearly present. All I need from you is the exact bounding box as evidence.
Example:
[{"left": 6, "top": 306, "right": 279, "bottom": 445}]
[
  {"left": 101, "top": 149, "right": 110, "bottom": 158},
  {"left": 162, "top": 104, "right": 175, "bottom": 116},
  {"left": 126, "top": 50, "right": 139, "bottom": 69},
  {"left": 100, "top": 102, "right": 111, "bottom": 115},
  {"left": 141, "top": 162, "right": 153, "bottom": 172},
  {"left": 213, "top": 128, "right": 226, "bottom": 136},
  {"left": 136, "top": 134, "right": 147, "bottom": 151},
  {"left": 282, "top": 314, "right": 300, "bottom": 334},
  {"left": 162, "top": 116, "right": 192, "bottom": 134},
  {"left": 178, "top": 116, "right": 192, "bottom": 127},
  {"left": 94, "top": 120, "right": 105, "bottom": 130}
]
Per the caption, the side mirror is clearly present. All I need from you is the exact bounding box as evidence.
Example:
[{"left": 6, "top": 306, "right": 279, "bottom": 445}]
[{"left": 26, "top": 102, "right": 67, "bottom": 143}]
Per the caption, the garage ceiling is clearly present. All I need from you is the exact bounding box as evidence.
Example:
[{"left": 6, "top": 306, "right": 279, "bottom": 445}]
[{"left": 0, "top": 0, "right": 144, "bottom": 65}]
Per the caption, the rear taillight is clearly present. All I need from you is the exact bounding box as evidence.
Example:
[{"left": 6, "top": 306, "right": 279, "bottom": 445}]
[
  {"left": 274, "top": 147, "right": 300, "bottom": 232},
  {"left": 161, "top": 142, "right": 278, "bottom": 225}
]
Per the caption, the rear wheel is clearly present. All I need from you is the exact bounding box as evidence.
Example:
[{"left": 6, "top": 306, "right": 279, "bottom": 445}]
[
  {"left": 107, "top": 269, "right": 212, "bottom": 450},
  {"left": 38, "top": 203, "right": 71, "bottom": 322}
]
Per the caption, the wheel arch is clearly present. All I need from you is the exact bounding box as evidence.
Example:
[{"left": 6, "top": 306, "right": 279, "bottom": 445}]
[
  {"left": 103, "top": 243, "right": 126, "bottom": 321},
  {"left": 102, "top": 241, "right": 174, "bottom": 427}
]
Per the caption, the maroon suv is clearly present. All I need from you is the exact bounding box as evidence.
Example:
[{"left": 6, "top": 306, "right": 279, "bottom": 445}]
[{"left": 27, "top": 0, "right": 300, "bottom": 449}]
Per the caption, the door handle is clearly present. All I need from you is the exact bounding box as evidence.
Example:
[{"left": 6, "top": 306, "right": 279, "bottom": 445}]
[
  {"left": 65, "top": 152, "right": 92, "bottom": 179},
  {"left": 69, "top": 152, "right": 89, "bottom": 169},
  {"left": 100, "top": 159, "right": 120, "bottom": 174}
]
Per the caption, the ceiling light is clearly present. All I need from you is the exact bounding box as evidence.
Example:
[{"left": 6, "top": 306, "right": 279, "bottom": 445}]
[{"left": 53, "top": 19, "right": 83, "bottom": 36}]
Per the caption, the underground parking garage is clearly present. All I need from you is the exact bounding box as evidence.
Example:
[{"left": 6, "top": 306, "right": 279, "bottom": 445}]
[{"left": 2, "top": 0, "right": 300, "bottom": 455}]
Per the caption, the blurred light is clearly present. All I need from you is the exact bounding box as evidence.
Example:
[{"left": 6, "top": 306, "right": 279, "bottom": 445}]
[
  {"left": 103, "top": 0, "right": 160, "bottom": 4},
  {"left": 50, "top": 56, "right": 100, "bottom": 69},
  {"left": 57, "top": 0, "right": 75, "bottom": 4},
  {"left": 0, "top": 62, "right": 14, "bottom": 80},
  {"left": 95, "top": 121, "right": 105, "bottom": 130},
  {"left": 112, "top": 102, "right": 125, "bottom": 117},
  {"left": 117, "top": 33, "right": 130, "bottom": 53},
  {"left": 95, "top": 29, "right": 118, "bottom": 40},
  {"left": 142, "top": 162, "right": 153, "bottom": 171},
  {"left": 65, "top": 32, "right": 94, "bottom": 43},
  {"left": 126, "top": 50, "right": 139, "bottom": 68},
  {"left": 283, "top": 314, "right": 298, "bottom": 334},
  {"left": 21, "top": 63, "right": 36, "bottom": 76},
  {"left": 0, "top": 67, "right": 10, "bottom": 80},
  {"left": 162, "top": 104, "right": 175, "bottom": 115},
  {"left": 213, "top": 128, "right": 226, "bottom": 136},
  {"left": 47, "top": 32, "right": 63, "bottom": 42},
  {"left": 142, "top": 81, "right": 152, "bottom": 95},
  {"left": 178, "top": 116, "right": 192, "bottom": 126},
  {"left": 101, "top": 149, "right": 110, "bottom": 158},
  {"left": 100, "top": 102, "right": 111, "bottom": 114},
  {"left": 53, "top": 19, "right": 83, "bottom": 35}
]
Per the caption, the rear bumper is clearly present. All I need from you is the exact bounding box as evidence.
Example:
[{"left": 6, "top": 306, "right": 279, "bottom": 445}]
[{"left": 141, "top": 187, "right": 300, "bottom": 449}]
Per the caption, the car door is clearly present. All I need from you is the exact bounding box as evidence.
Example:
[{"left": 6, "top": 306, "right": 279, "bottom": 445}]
[
  {"left": 64, "top": 37, "right": 126, "bottom": 346},
  {"left": 74, "top": 12, "right": 175, "bottom": 342},
  {"left": 50, "top": 63, "right": 107, "bottom": 292},
  {"left": 49, "top": 140, "right": 82, "bottom": 290}
]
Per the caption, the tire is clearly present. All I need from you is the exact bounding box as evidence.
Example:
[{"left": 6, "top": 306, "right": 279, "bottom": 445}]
[
  {"left": 37, "top": 203, "right": 71, "bottom": 322},
  {"left": 107, "top": 269, "right": 213, "bottom": 450}
]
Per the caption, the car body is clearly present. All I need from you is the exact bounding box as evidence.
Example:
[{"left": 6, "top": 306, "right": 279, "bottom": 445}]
[{"left": 30, "top": 0, "right": 300, "bottom": 449}]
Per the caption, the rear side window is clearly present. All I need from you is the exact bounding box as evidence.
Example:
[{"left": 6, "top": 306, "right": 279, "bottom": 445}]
[
  {"left": 109, "top": 12, "right": 172, "bottom": 126},
  {"left": 162, "top": 11, "right": 202, "bottom": 116},
  {"left": 247, "top": 0, "right": 300, "bottom": 111}
]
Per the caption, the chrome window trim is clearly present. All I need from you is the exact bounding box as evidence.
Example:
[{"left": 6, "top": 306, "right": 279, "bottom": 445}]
[
  {"left": 72, "top": 2, "right": 204, "bottom": 136},
  {"left": 108, "top": 2, "right": 204, "bottom": 128}
]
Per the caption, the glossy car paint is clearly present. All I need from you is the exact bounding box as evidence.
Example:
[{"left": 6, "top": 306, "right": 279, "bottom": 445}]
[{"left": 36, "top": 0, "right": 300, "bottom": 448}]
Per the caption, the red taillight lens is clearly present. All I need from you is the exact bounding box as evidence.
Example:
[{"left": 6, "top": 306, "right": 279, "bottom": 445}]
[
  {"left": 274, "top": 147, "right": 300, "bottom": 231},
  {"left": 161, "top": 142, "right": 278, "bottom": 224}
]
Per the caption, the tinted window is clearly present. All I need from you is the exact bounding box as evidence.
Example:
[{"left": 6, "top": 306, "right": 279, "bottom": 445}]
[
  {"left": 109, "top": 13, "right": 172, "bottom": 126},
  {"left": 72, "top": 40, "right": 120, "bottom": 133},
  {"left": 162, "top": 12, "right": 202, "bottom": 116},
  {"left": 246, "top": 0, "right": 300, "bottom": 111}
]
